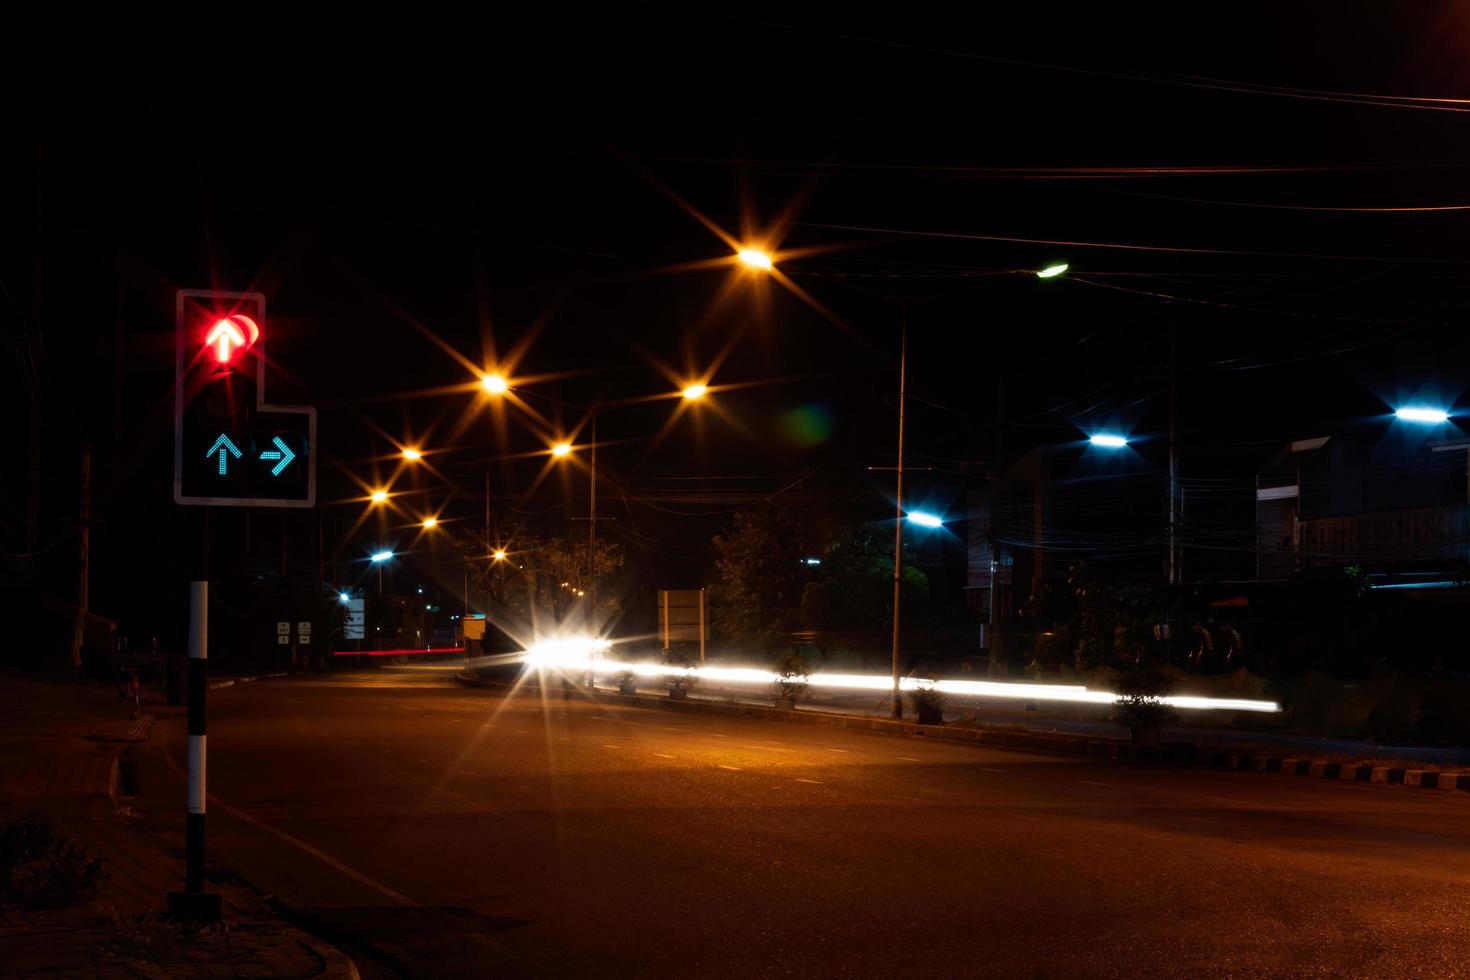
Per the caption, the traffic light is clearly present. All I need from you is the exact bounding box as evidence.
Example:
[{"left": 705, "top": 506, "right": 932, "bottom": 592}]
[{"left": 173, "top": 289, "right": 316, "bottom": 507}]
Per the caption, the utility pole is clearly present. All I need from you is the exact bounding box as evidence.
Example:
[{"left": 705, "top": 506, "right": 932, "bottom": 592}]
[
  {"left": 1167, "top": 325, "right": 1180, "bottom": 586},
  {"left": 589, "top": 412, "right": 597, "bottom": 636},
  {"left": 890, "top": 316, "right": 907, "bottom": 720},
  {"left": 69, "top": 443, "right": 90, "bottom": 674},
  {"left": 989, "top": 372, "right": 1006, "bottom": 677}
]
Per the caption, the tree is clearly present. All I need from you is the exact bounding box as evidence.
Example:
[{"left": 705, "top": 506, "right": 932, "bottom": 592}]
[
  {"left": 461, "top": 527, "right": 622, "bottom": 631},
  {"left": 711, "top": 500, "right": 831, "bottom": 648},
  {"left": 711, "top": 500, "right": 926, "bottom": 648},
  {"left": 804, "top": 522, "right": 927, "bottom": 633}
]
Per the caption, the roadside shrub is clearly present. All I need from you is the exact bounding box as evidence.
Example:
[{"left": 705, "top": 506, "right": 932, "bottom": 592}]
[
  {"left": 0, "top": 811, "right": 105, "bottom": 908},
  {"left": 908, "top": 682, "right": 945, "bottom": 723},
  {"left": 663, "top": 650, "right": 699, "bottom": 690},
  {"left": 773, "top": 651, "right": 810, "bottom": 699},
  {"left": 1113, "top": 666, "right": 1175, "bottom": 744}
]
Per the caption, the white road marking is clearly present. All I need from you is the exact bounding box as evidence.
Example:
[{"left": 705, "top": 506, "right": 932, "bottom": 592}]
[
  {"left": 654, "top": 753, "right": 676, "bottom": 759},
  {"left": 899, "top": 757, "right": 922, "bottom": 762},
  {"left": 979, "top": 767, "right": 1005, "bottom": 773},
  {"left": 603, "top": 744, "right": 621, "bottom": 749},
  {"left": 795, "top": 778, "right": 822, "bottom": 784},
  {"left": 1080, "top": 780, "right": 1108, "bottom": 786},
  {"left": 161, "top": 746, "right": 416, "bottom": 906},
  {"left": 710, "top": 733, "right": 729, "bottom": 738},
  {"left": 717, "top": 764, "right": 742, "bottom": 771},
  {"left": 892, "top": 795, "right": 922, "bottom": 802},
  {"left": 827, "top": 748, "right": 849, "bottom": 753}
]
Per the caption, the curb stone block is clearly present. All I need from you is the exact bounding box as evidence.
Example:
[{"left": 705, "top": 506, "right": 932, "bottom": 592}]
[
  {"left": 1436, "top": 772, "right": 1464, "bottom": 791},
  {"left": 1308, "top": 761, "right": 1340, "bottom": 779},
  {"left": 1369, "top": 767, "right": 1404, "bottom": 784},
  {"left": 1458, "top": 774, "right": 1470, "bottom": 792},
  {"left": 1258, "top": 757, "right": 1282, "bottom": 772},
  {"left": 1405, "top": 770, "right": 1429, "bottom": 787}
]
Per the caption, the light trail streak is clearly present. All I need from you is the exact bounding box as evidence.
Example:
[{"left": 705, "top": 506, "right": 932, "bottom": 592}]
[{"left": 520, "top": 639, "right": 1281, "bottom": 713}]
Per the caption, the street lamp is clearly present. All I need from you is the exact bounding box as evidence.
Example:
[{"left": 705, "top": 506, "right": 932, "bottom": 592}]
[
  {"left": 370, "top": 489, "right": 389, "bottom": 504},
  {"left": 421, "top": 517, "right": 438, "bottom": 530},
  {"left": 492, "top": 549, "right": 507, "bottom": 561},
  {"left": 886, "top": 262, "right": 1068, "bottom": 718},
  {"left": 907, "top": 511, "right": 944, "bottom": 528},
  {"left": 551, "top": 441, "right": 572, "bottom": 458},
  {"left": 481, "top": 373, "right": 508, "bottom": 395},
  {"left": 737, "top": 247, "right": 774, "bottom": 271},
  {"left": 681, "top": 383, "right": 708, "bottom": 401},
  {"left": 402, "top": 447, "right": 423, "bottom": 461},
  {"left": 1089, "top": 434, "right": 1129, "bottom": 448},
  {"left": 1396, "top": 406, "right": 1450, "bottom": 424},
  {"left": 370, "top": 550, "right": 393, "bottom": 596}
]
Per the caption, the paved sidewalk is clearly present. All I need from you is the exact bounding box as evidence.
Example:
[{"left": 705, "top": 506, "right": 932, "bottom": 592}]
[{"left": 0, "top": 672, "right": 357, "bottom": 979}]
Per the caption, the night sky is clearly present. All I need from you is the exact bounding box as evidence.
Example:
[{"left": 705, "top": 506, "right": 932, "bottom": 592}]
[{"left": 7, "top": 5, "right": 1470, "bottom": 644}]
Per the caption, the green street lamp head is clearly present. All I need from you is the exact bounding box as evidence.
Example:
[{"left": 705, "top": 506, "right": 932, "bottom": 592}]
[{"left": 1036, "top": 263, "right": 1069, "bottom": 279}]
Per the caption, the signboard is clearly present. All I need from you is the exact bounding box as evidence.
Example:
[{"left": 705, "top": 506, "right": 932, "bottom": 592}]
[
  {"left": 344, "top": 599, "right": 365, "bottom": 640},
  {"left": 276, "top": 622, "right": 290, "bottom": 636},
  {"left": 276, "top": 635, "right": 289, "bottom": 645},
  {"left": 298, "top": 621, "right": 312, "bottom": 645},
  {"left": 658, "top": 589, "right": 705, "bottom": 648},
  {"left": 463, "top": 615, "right": 487, "bottom": 641},
  {"left": 174, "top": 289, "right": 316, "bottom": 507}
]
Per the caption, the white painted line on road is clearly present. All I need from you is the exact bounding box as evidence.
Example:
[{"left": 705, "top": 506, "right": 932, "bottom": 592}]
[
  {"left": 162, "top": 744, "right": 417, "bottom": 906},
  {"left": 710, "top": 733, "right": 729, "bottom": 738},
  {"left": 557, "top": 737, "right": 571, "bottom": 742},
  {"left": 794, "top": 778, "right": 822, "bottom": 784},
  {"left": 592, "top": 715, "right": 608, "bottom": 720},
  {"left": 1079, "top": 780, "right": 1108, "bottom": 787},
  {"left": 892, "top": 795, "right": 921, "bottom": 802},
  {"left": 899, "top": 757, "right": 922, "bottom": 762},
  {"left": 655, "top": 753, "right": 676, "bottom": 759},
  {"left": 513, "top": 730, "right": 528, "bottom": 734},
  {"left": 458, "top": 770, "right": 475, "bottom": 775},
  {"left": 603, "top": 744, "right": 621, "bottom": 749},
  {"left": 979, "top": 768, "right": 1005, "bottom": 773},
  {"left": 663, "top": 727, "right": 686, "bottom": 732},
  {"left": 717, "top": 764, "right": 742, "bottom": 771}
]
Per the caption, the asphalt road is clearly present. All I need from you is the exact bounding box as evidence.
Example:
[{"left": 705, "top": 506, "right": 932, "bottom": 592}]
[{"left": 136, "top": 666, "right": 1470, "bottom": 978}]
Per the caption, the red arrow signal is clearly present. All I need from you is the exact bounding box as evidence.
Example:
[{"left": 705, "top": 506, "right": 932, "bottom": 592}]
[{"left": 205, "top": 314, "right": 259, "bottom": 363}]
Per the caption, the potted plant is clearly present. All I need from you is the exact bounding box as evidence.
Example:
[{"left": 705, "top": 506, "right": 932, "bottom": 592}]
[
  {"left": 1113, "top": 665, "right": 1175, "bottom": 746},
  {"left": 613, "top": 669, "right": 637, "bottom": 696},
  {"left": 663, "top": 650, "right": 697, "bottom": 699},
  {"left": 908, "top": 682, "right": 945, "bottom": 726},
  {"left": 772, "top": 651, "right": 810, "bottom": 709}
]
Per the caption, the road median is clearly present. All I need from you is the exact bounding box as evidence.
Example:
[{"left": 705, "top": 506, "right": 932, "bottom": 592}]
[{"left": 454, "top": 672, "right": 1470, "bottom": 800}]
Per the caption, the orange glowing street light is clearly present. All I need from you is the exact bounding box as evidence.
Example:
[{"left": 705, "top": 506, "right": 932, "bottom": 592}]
[
  {"left": 737, "top": 247, "right": 773, "bottom": 271},
  {"left": 551, "top": 441, "right": 572, "bottom": 458},
  {"left": 681, "top": 383, "right": 708, "bottom": 401},
  {"left": 370, "top": 489, "right": 389, "bottom": 505},
  {"left": 401, "top": 447, "right": 423, "bottom": 461},
  {"left": 492, "top": 549, "right": 507, "bottom": 561},
  {"left": 481, "top": 373, "right": 508, "bottom": 394},
  {"left": 421, "top": 516, "right": 438, "bottom": 530}
]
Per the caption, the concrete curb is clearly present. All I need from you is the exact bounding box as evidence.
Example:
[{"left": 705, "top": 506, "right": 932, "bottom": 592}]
[
  {"left": 454, "top": 674, "right": 1470, "bottom": 799},
  {"left": 208, "top": 671, "right": 289, "bottom": 692}
]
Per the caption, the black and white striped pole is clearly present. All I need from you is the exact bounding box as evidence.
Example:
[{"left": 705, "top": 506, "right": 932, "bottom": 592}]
[{"left": 169, "top": 520, "right": 221, "bottom": 922}]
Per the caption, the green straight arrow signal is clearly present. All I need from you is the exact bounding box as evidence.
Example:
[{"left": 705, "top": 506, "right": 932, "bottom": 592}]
[
  {"left": 205, "top": 433, "right": 242, "bottom": 475},
  {"left": 258, "top": 436, "right": 297, "bottom": 477}
]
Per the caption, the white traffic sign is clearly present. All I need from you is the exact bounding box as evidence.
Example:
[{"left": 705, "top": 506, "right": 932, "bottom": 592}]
[{"left": 276, "top": 621, "right": 290, "bottom": 636}]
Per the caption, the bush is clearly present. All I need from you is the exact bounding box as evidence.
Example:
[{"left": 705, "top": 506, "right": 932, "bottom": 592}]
[
  {"left": 663, "top": 650, "right": 699, "bottom": 690},
  {"left": 773, "top": 651, "right": 810, "bottom": 699},
  {"left": 1113, "top": 666, "right": 1175, "bottom": 742},
  {"left": 0, "top": 811, "right": 105, "bottom": 909},
  {"left": 908, "top": 682, "right": 944, "bottom": 720}
]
